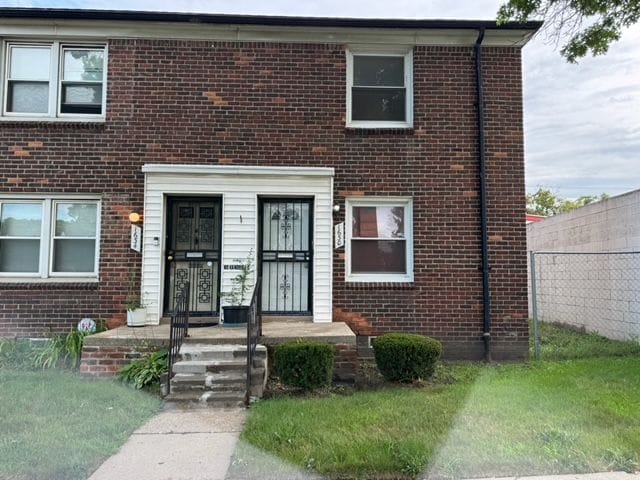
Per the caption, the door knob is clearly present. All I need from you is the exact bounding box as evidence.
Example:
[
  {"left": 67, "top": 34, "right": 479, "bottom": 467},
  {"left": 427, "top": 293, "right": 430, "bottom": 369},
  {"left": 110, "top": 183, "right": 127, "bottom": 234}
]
[{"left": 167, "top": 255, "right": 174, "bottom": 261}]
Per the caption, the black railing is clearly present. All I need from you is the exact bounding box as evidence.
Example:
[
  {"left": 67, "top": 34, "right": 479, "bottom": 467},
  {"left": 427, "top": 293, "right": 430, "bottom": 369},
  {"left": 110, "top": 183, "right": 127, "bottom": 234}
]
[
  {"left": 167, "top": 281, "right": 190, "bottom": 395},
  {"left": 245, "top": 277, "right": 262, "bottom": 407}
]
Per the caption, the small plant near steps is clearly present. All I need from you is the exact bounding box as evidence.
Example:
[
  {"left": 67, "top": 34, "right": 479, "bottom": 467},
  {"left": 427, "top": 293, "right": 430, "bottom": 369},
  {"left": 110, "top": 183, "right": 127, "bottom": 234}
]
[{"left": 165, "top": 343, "right": 268, "bottom": 408}]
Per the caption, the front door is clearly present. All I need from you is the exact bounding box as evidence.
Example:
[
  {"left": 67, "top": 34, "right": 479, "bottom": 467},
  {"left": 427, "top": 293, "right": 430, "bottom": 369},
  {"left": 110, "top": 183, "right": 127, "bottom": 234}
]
[
  {"left": 165, "top": 197, "right": 222, "bottom": 318},
  {"left": 259, "top": 198, "right": 313, "bottom": 314}
]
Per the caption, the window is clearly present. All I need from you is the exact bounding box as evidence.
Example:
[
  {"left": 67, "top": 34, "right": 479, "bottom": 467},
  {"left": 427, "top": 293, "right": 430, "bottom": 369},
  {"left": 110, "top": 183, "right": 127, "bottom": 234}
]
[
  {"left": 345, "top": 197, "right": 413, "bottom": 282},
  {"left": 0, "top": 198, "right": 100, "bottom": 278},
  {"left": 346, "top": 48, "right": 413, "bottom": 128},
  {"left": 2, "top": 42, "right": 106, "bottom": 119}
]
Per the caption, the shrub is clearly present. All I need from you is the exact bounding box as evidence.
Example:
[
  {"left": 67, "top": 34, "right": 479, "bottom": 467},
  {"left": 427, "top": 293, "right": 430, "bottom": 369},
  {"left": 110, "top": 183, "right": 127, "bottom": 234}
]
[
  {"left": 1, "top": 329, "right": 91, "bottom": 371},
  {"left": 373, "top": 333, "right": 443, "bottom": 382},
  {"left": 275, "top": 341, "right": 335, "bottom": 390},
  {"left": 119, "top": 350, "right": 168, "bottom": 389}
]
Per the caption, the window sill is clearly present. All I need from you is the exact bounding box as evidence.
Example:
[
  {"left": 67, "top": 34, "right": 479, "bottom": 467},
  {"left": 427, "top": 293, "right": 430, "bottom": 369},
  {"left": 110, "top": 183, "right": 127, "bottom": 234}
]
[
  {"left": 345, "top": 127, "right": 414, "bottom": 135},
  {"left": 345, "top": 281, "right": 415, "bottom": 290},
  {"left": 0, "top": 117, "right": 105, "bottom": 129},
  {"left": 0, "top": 278, "right": 99, "bottom": 290}
]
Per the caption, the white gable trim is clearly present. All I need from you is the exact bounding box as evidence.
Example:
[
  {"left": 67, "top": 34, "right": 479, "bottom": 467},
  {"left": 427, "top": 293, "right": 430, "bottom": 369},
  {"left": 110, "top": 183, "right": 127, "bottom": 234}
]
[{"left": 142, "top": 164, "right": 334, "bottom": 177}]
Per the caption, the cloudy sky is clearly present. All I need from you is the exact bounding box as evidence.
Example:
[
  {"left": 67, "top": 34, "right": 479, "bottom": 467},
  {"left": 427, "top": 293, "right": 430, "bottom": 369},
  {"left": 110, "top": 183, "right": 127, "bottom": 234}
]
[{"left": 3, "top": 0, "right": 639, "bottom": 199}]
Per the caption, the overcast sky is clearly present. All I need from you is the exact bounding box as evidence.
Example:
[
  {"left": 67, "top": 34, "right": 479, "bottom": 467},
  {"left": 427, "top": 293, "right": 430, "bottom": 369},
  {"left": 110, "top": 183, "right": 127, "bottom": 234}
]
[{"left": 3, "top": 0, "right": 640, "bottom": 199}]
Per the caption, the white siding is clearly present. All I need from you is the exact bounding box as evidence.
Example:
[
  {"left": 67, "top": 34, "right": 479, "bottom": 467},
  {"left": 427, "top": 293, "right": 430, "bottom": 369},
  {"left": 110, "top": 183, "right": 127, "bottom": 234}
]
[{"left": 141, "top": 165, "right": 334, "bottom": 325}]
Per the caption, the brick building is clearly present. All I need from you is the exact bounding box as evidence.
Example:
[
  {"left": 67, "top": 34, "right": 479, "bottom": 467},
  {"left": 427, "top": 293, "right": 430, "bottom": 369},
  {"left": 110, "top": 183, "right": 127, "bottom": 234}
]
[{"left": 0, "top": 9, "right": 540, "bottom": 361}]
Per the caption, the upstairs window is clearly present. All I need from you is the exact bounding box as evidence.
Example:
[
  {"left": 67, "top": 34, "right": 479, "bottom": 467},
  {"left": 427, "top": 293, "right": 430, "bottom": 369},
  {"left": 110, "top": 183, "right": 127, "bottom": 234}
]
[
  {"left": 2, "top": 42, "right": 106, "bottom": 119},
  {"left": 346, "top": 48, "right": 413, "bottom": 128}
]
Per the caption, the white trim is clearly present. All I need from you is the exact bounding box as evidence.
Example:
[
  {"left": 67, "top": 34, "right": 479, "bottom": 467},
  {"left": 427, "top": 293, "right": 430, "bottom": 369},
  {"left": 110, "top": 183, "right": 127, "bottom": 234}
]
[
  {"left": 0, "top": 20, "right": 536, "bottom": 47},
  {"left": 345, "top": 196, "right": 414, "bottom": 283},
  {"left": 142, "top": 164, "right": 335, "bottom": 177},
  {"left": 1, "top": 39, "right": 107, "bottom": 120},
  {"left": 346, "top": 48, "right": 413, "bottom": 129}
]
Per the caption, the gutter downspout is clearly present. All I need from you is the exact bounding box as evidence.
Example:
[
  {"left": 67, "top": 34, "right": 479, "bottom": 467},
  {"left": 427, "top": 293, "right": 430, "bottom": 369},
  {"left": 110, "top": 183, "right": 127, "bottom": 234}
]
[{"left": 475, "top": 28, "right": 492, "bottom": 362}]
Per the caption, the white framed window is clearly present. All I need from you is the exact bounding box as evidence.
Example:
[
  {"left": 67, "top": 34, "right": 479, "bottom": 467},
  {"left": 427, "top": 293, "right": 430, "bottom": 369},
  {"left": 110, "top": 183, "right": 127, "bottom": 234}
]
[
  {"left": 2, "top": 41, "right": 106, "bottom": 120},
  {"left": 345, "top": 197, "right": 413, "bottom": 282},
  {"left": 0, "top": 197, "right": 100, "bottom": 278},
  {"left": 346, "top": 47, "right": 413, "bottom": 129}
]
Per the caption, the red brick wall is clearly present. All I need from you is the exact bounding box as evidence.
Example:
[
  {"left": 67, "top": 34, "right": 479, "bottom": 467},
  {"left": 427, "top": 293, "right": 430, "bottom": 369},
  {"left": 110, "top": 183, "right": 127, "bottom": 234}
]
[{"left": 0, "top": 40, "right": 528, "bottom": 360}]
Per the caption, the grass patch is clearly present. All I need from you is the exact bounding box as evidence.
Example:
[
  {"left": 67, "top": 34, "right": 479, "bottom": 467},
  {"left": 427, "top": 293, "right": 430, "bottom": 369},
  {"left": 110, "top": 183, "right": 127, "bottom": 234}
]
[
  {"left": 0, "top": 369, "right": 161, "bottom": 480},
  {"left": 533, "top": 321, "right": 640, "bottom": 360},
  {"left": 243, "top": 357, "right": 640, "bottom": 479}
]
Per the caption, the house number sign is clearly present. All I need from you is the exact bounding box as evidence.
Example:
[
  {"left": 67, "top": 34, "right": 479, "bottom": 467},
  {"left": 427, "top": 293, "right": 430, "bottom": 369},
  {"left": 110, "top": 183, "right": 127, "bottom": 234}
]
[
  {"left": 334, "top": 222, "right": 345, "bottom": 249},
  {"left": 130, "top": 225, "right": 142, "bottom": 253}
]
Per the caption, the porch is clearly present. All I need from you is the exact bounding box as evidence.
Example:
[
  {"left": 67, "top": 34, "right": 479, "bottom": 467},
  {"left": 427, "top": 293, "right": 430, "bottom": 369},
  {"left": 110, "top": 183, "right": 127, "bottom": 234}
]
[{"left": 80, "top": 321, "right": 357, "bottom": 383}]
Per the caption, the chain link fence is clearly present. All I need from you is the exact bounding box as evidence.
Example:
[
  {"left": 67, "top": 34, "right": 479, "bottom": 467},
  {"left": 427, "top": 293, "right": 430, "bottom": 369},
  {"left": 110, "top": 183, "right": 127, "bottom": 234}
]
[{"left": 530, "top": 251, "right": 640, "bottom": 359}]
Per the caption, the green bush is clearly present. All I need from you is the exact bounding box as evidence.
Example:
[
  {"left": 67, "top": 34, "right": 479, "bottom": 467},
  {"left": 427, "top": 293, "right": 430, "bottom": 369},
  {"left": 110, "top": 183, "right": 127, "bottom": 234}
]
[
  {"left": 373, "top": 333, "right": 443, "bottom": 382},
  {"left": 119, "top": 350, "right": 168, "bottom": 389},
  {"left": 0, "top": 329, "right": 92, "bottom": 370},
  {"left": 275, "top": 341, "right": 335, "bottom": 390}
]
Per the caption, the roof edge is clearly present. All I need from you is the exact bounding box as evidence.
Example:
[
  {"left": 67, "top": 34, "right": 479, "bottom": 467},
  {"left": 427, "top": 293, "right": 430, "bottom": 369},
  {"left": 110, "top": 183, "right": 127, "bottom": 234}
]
[{"left": 0, "top": 8, "right": 543, "bottom": 31}]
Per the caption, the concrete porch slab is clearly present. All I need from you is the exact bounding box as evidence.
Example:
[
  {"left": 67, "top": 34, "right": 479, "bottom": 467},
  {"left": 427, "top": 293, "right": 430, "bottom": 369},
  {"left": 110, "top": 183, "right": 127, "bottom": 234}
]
[{"left": 83, "top": 321, "right": 355, "bottom": 348}]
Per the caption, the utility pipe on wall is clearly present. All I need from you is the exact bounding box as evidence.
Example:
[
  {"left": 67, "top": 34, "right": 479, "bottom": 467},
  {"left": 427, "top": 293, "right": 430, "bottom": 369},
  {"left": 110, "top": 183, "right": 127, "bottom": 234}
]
[{"left": 475, "top": 28, "right": 492, "bottom": 362}]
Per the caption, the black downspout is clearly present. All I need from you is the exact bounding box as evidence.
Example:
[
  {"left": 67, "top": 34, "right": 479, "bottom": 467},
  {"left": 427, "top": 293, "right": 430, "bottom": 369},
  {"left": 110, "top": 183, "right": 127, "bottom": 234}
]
[{"left": 475, "top": 28, "right": 492, "bottom": 362}]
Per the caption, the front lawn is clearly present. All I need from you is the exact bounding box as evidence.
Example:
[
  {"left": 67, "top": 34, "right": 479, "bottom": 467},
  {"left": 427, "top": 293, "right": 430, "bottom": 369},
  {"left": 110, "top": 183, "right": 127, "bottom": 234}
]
[
  {"left": 243, "top": 357, "right": 640, "bottom": 479},
  {"left": 0, "top": 369, "right": 161, "bottom": 480}
]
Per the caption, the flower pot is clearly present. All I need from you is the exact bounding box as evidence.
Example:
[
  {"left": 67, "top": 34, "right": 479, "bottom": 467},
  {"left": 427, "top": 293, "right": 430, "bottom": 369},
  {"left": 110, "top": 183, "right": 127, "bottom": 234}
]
[
  {"left": 127, "top": 307, "right": 147, "bottom": 327},
  {"left": 222, "top": 305, "right": 249, "bottom": 327}
]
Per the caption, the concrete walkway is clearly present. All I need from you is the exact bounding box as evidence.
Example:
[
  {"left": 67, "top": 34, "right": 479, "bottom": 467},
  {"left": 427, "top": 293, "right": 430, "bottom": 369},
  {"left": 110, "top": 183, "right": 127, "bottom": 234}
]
[
  {"left": 461, "top": 474, "right": 640, "bottom": 480},
  {"left": 88, "top": 407, "right": 246, "bottom": 480}
]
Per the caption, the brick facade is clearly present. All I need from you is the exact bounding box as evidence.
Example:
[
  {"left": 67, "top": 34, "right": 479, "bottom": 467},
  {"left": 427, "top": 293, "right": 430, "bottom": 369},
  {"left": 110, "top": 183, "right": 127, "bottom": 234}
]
[{"left": 0, "top": 38, "right": 528, "bottom": 360}]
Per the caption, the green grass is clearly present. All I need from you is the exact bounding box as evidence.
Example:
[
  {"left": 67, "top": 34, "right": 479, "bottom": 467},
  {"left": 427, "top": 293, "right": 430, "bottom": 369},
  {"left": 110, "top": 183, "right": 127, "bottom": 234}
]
[
  {"left": 243, "top": 357, "right": 640, "bottom": 479},
  {"left": 0, "top": 369, "right": 161, "bottom": 480},
  {"left": 534, "top": 321, "right": 640, "bottom": 360}
]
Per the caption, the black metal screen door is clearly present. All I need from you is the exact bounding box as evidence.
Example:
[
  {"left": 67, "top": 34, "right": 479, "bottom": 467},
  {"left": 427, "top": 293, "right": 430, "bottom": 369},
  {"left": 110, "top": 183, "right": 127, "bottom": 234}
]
[
  {"left": 259, "top": 198, "right": 313, "bottom": 314},
  {"left": 165, "top": 197, "right": 221, "bottom": 317}
]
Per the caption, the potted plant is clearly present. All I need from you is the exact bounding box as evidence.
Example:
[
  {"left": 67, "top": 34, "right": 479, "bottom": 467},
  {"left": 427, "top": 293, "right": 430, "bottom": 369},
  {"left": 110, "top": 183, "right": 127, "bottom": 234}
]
[
  {"left": 126, "top": 299, "right": 147, "bottom": 327},
  {"left": 222, "top": 250, "right": 254, "bottom": 327}
]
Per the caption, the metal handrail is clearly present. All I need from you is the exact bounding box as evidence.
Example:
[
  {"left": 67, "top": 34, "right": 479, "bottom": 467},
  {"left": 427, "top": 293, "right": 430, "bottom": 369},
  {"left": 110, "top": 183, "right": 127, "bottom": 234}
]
[
  {"left": 167, "top": 281, "right": 190, "bottom": 395},
  {"left": 245, "top": 277, "right": 262, "bottom": 407}
]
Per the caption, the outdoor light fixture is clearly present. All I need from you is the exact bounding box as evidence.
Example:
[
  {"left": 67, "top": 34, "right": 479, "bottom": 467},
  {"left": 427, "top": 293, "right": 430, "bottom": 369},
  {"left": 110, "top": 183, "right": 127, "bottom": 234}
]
[
  {"left": 129, "top": 212, "right": 142, "bottom": 223},
  {"left": 333, "top": 204, "right": 340, "bottom": 213}
]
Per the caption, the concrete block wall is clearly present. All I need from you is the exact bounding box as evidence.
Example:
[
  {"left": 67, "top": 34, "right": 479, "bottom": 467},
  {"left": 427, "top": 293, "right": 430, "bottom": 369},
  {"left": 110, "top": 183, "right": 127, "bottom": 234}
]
[{"left": 527, "top": 189, "right": 640, "bottom": 341}]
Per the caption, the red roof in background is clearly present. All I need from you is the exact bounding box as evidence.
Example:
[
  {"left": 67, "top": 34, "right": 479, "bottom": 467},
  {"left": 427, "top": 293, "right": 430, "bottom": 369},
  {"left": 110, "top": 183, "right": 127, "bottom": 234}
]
[{"left": 526, "top": 214, "right": 546, "bottom": 224}]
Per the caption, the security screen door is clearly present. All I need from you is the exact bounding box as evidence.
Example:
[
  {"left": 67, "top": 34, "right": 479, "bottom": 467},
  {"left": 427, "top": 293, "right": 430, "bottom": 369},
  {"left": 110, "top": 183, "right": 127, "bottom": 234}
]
[{"left": 259, "top": 198, "right": 313, "bottom": 314}]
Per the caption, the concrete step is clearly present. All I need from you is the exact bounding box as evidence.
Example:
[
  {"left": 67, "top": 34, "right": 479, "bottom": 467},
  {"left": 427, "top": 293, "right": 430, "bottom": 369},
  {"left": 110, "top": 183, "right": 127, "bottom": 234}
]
[
  {"left": 178, "top": 343, "right": 267, "bottom": 361},
  {"left": 165, "top": 391, "right": 245, "bottom": 408}
]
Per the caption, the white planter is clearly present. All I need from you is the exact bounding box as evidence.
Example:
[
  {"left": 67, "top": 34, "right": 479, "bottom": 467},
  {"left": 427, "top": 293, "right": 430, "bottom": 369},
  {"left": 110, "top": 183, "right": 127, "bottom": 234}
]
[{"left": 127, "top": 308, "right": 147, "bottom": 327}]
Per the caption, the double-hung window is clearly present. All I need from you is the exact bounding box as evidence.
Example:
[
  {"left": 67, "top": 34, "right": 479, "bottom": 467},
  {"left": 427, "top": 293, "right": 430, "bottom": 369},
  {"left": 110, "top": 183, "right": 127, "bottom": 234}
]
[
  {"left": 0, "top": 198, "right": 100, "bottom": 278},
  {"left": 346, "top": 197, "right": 413, "bottom": 282},
  {"left": 2, "top": 41, "right": 106, "bottom": 119},
  {"left": 346, "top": 48, "right": 413, "bottom": 128}
]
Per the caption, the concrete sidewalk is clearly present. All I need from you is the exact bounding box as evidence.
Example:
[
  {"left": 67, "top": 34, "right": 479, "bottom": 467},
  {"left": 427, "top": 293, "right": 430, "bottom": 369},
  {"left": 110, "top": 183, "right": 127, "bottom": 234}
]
[
  {"left": 461, "top": 473, "right": 640, "bottom": 480},
  {"left": 88, "top": 407, "right": 246, "bottom": 480}
]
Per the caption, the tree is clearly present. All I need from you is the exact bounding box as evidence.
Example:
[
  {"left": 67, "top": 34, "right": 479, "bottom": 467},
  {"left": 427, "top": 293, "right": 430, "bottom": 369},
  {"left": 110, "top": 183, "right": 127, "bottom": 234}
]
[
  {"left": 497, "top": 0, "right": 640, "bottom": 62},
  {"left": 527, "top": 187, "right": 609, "bottom": 215}
]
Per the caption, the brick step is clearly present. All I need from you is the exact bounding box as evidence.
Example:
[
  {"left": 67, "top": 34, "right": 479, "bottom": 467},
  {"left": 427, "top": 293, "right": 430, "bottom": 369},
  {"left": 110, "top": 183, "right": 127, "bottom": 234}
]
[{"left": 178, "top": 344, "right": 267, "bottom": 361}]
